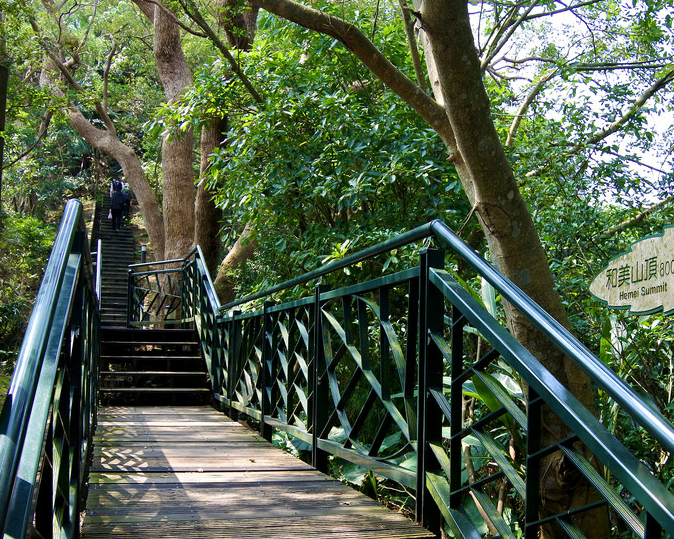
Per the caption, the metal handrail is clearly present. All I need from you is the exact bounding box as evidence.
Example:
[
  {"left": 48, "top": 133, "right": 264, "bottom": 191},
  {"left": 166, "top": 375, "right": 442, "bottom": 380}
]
[
  {"left": 428, "top": 220, "right": 674, "bottom": 454},
  {"left": 95, "top": 238, "right": 102, "bottom": 302},
  {"left": 150, "top": 217, "right": 674, "bottom": 535},
  {"left": 0, "top": 199, "right": 99, "bottom": 537},
  {"left": 213, "top": 219, "right": 674, "bottom": 454},
  {"left": 219, "top": 223, "right": 434, "bottom": 311}
]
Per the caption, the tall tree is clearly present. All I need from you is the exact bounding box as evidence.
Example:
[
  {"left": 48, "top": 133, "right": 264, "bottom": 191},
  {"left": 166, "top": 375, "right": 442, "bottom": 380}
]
[
  {"left": 0, "top": 10, "right": 8, "bottom": 229},
  {"left": 235, "top": 0, "right": 672, "bottom": 536},
  {"left": 133, "top": 0, "right": 196, "bottom": 260}
]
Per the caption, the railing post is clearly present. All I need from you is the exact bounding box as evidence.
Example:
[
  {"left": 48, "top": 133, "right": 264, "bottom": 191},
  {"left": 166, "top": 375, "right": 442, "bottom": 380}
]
[
  {"left": 311, "top": 284, "right": 329, "bottom": 473},
  {"left": 227, "top": 311, "right": 242, "bottom": 420},
  {"left": 260, "top": 301, "right": 274, "bottom": 442},
  {"left": 126, "top": 267, "right": 133, "bottom": 328},
  {"left": 524, "top": 387, "right": 542, "bottom": 539},
  {"left": 417, "top": 248, "right": 444, "bottom": 531}
]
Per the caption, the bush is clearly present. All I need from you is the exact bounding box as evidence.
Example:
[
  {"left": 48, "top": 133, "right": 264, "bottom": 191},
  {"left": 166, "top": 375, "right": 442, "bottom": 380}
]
[{"left": 0, "top": 214, "right": 56, "bottom": 373}]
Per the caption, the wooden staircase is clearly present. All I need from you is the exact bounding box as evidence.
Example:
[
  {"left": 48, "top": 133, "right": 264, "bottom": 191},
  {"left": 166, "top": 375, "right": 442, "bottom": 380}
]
[
  {"left": 99, "top": 327, "right": 210, "bottom": 405},
  {"left": 97, "top": 195, "right": 210, "bottom": 405},
  {"left": 98, "top": 194, "right": 135, "bottom": 326}
]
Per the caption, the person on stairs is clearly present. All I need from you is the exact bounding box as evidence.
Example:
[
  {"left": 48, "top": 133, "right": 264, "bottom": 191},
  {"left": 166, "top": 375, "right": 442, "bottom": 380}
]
[
  {"left": 109, "top": 176, "right": 123, "bottom": 197},
  {"left": 121, "top": 183, "right": 132, "bottom": 223},
  {"left": 110, "top": 184, "right": 128, "bottom": 231}
]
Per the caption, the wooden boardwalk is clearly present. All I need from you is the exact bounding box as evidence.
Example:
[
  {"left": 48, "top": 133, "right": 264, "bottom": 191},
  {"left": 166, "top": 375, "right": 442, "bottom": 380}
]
[{"left": 82, "top": 406, "right": 435, "bottom": 538}]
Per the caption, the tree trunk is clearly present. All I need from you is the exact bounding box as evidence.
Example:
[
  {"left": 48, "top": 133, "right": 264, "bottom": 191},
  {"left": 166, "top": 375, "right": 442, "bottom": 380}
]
[
  {"left": 152, "top": 5, "right": 196, "bottom": 260},
  {"left": 66, "top": 105, "right": 167, "bottom": 259},
  {"left": 213, "top": 222, "right": 257, "bottom": 303},
  {"left": 207, "top": 0, "right": 261, "bottom": 294},
  {"left": 249, "top": 0, "right": 608, "bottom": 536},
  {"left": 195, "top": 117, "right": 227, "bottom": 274},
  {"left": 0, "top": 61, "right": 7, "bottom": 229},
  {"left": 421, "top": 1, "right": 607, "bottom": 536}
]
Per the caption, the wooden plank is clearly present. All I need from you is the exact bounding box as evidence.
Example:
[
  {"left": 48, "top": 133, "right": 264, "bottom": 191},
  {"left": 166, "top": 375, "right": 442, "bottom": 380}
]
[
  {"left": 82, "top": 515, "right": 433, "bottom": 539},
  {"left": 82, "top": 406, "right": 435, "bottom": 539},
  {"left": 88, "top": 470, "right": 336, "bottom": 485}
]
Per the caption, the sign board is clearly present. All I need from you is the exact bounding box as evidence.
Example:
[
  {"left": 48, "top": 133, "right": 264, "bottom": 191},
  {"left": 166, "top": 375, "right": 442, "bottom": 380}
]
[{"left": 589, "top": 225, "right": 674, "bottom": 316}]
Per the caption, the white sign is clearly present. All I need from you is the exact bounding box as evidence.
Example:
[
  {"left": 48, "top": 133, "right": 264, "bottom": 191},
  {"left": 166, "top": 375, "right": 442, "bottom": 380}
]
[{"left": 589, "top": 226, "right": 674, "bottom": 316}]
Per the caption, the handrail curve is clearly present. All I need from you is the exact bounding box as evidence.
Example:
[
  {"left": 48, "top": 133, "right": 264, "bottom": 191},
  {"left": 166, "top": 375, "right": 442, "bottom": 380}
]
[
  {"left": 209, "top": 219, "right": 674, "bottom": 454},
  {"left": 0, "top": 199, "right": 99, "bottom": 538},
  {"left": 133, "top": 218, "right": 674, "bottom": 537}
]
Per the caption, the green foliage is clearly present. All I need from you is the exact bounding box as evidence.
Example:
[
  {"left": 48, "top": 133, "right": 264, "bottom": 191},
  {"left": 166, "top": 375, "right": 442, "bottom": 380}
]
[
  {"left": 0, "top": 214, "right": 57, "bottom": 372},
  {"left": 597, "top": 313, "right": 674, "bottom": 485},
  {"left": 171, "top": 14, "right": 470, "bottom": 294},
  {"left": 2, "top": 0, "right": 166, "bottom": 217}
]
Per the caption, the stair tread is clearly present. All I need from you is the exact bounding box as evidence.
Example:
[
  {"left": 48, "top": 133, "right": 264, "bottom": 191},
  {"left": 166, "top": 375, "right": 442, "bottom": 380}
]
[
  {"left": 101, "top": 371, "right": 206, "bottom": 375},
  {"left": 102, "top": 355, "right": 201, "bottom": 359},
  {"left": 95, "top": 209, "right": 209, "bottom": 404},
  {"left": 99, "top": 387, "right": 210, "bottom": 393}
]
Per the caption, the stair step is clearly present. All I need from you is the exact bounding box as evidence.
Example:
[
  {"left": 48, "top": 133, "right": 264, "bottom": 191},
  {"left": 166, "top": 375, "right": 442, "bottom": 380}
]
[
  {"left": 101, "top": 341, "right": 198, "bottom": 347},
  {"left": 94, "top": 199, "right": 209, "bottom": 406},
  {"left": 101, "top": 371, "right": 206, "bottom": 375},
  {"left": 101, "top": 355, "right": 201, "bottom": 361}
]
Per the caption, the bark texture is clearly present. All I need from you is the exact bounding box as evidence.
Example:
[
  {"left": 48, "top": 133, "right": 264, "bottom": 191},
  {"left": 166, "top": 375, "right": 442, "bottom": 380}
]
[
  {"left": 0, "top": 62, "right": 7, "bottom": 227},
  {"left": 251, "top": 0, "right": 608, "bottom": 536},
  {"left": 422, "top": 2, "right": 606, "bottom": 536},
  {"left": 209, "top": 0, "right": 261, "bottom": 299},
  {"left": 153, "top": 6, "right": 196, "bottom": 260},
  {"left": 213, "top": 223, "right": 257, "bottom": 304},
  {"left": 195, "top": 118, "right": 227, "bottom": 275},
  {"left": 66, "top": 105, "right": 167, "bottom": 258}
]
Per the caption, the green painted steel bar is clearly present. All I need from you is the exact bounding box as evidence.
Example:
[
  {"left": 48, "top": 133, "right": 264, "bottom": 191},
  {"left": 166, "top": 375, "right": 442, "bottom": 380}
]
[
  {"left": 429, "top": 267, "right": 674, "bottom": 535},
  {"left": 209, "top": 218, "right": 674, "bottom": 455},
  {"left": 428, "top": 219, "right": 674, "bottom": 454},
  {"left": 143, "top": 217, "right": 674, "bottom": 537},
  {"left": 4, "top": 252, "right": 81, "bottom": 538},
  {"left": 95, "top": 238, "right": 102, "bottom": 302},
  {"left": 219, "top": 222, "right": 435, "bottom": 312},
  {"left": 0, "top": 200, "right": 82, "bottom": 533},
  {"left": 0, "top": 199, "right": 98, "bottom": 538},
  {"left": 128, "top": 254, "right": 192, "bottom": 269},
  {"left": 131, "top": 267, "right": 183, "bottom": 277},
  {"left": 196, "top": 245, "right": 221, "bottom": 311}
]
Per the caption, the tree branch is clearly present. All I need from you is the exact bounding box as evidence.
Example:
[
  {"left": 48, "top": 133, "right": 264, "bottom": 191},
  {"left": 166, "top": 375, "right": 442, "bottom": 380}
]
[
  {"left": 522, "top": 0, "right": 605, "bottom": 22},
  {"left": 396, "top": 0, "right": 427, "bottom": 92},
  {"left": 576, "top": 68, "right": 674, "bottom": 150},
  {"left": 176, "top": 0, "right": 264, "bottom": 103},
  {"left": 137, "top": 0, "right": 209, "bottom": 37},
  {"left": 526, "top": 68, "right": 674, "bottom": 177},
  {"left": 602, "top": 196, "right": 674, "bottom": 237},
  {"left": 481, "top": 1, "right": 536, "bottom": 70},
  {"left": 506, "top": 68, "right": 558, "bottom": 147},
  {"left": 102, "top": 37, "right": 117, "bottom": 129},
  {"left": 2, "top": 111, "right": 52, "bottom": 170},
  {"left": 250, "top": 0, "right": 451, "bottom": 141},
  {"left": 29, "top": 15, "right": 118, "bottom": 136}
]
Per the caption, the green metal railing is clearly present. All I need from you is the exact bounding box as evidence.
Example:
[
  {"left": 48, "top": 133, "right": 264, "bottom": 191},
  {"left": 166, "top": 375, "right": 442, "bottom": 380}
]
[
  {"left": 127, "top": 257, "right": 189, "bottom": 327},
  {"left": 0, "top": 199, "right": 100, "bottom": 538},
  {"left": 140, "top": 220, "right": 674, "bottom": 537}
]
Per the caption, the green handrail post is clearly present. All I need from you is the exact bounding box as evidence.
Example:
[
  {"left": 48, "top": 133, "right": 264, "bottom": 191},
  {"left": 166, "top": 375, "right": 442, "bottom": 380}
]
[
  {"left": 260, "top": 300, "right": 274, "bottom": 442},
  {"left": 524, "top": 386, "right": 543, "bottom": 539},
  {"left": 311, "top": 284, "right": 330, "bottom": 474},
  {"left": 127, "top": 266, "right": 133, "bottom": 327},
  {"left": 227, "top": 311, "right": 242, "bottom": 420},
  {"left": 417, "top": 248, "right": 444, "bottom": 532},
  {"left": 95, "top": 238, "right": 102, "bottom": 302}
]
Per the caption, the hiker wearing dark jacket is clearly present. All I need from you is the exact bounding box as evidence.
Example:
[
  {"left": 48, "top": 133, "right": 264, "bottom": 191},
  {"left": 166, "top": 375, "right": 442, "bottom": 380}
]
[{"left": 110, "top": 188, "right": 128, "bottom": 231}]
